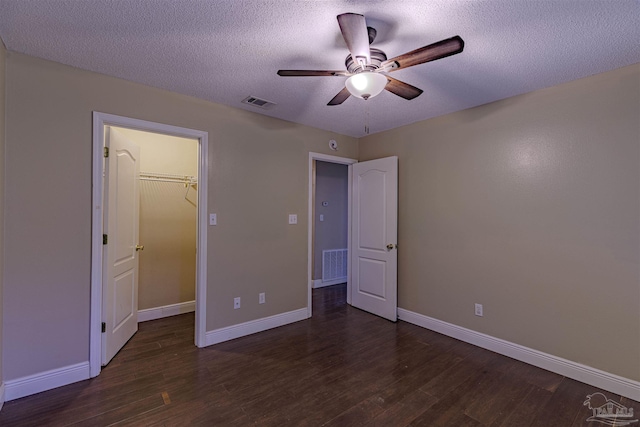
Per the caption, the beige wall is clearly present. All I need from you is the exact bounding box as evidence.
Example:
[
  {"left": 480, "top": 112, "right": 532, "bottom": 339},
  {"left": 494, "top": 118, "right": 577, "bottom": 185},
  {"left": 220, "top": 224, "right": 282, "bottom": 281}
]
[
  {"left": 3, "top": 52, "right": 358, "bottom": 380},
  {"left": 313, "top": 161, "right": 348, "bottom": 280},
  {"left": 359, "top": 64, "right": 640, "bottom": 381},
  {"left": 0, "top": 38, "right": 6, "bottom": 395},
  {"left": 115, "top": 127, "right": 198, "bottom": 311},
  {"left": 2, "top": 47, "right": 638, "bottom": 389}
]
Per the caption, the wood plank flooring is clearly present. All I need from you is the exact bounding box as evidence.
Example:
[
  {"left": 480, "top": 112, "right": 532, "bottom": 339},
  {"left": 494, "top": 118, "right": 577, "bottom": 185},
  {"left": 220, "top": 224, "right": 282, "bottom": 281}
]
[{"left": 0, "top": 284, "right": 637, "bottom": 426}]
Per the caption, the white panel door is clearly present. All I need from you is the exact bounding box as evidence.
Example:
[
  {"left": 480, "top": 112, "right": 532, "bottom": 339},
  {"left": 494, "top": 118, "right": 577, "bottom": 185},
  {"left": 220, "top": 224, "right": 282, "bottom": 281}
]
[
  {"left": 102, "top": 127, "right": 141, "bottom": 365},
  {"left": 351, "top": 156, "right": 398, "bottom": 321}
]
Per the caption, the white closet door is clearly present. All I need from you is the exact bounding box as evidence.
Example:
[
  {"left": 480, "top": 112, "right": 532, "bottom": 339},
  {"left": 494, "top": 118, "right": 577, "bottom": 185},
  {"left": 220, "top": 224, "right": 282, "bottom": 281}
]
[{"left": 102, "top": 127, "right": 141, "bottom": 365}]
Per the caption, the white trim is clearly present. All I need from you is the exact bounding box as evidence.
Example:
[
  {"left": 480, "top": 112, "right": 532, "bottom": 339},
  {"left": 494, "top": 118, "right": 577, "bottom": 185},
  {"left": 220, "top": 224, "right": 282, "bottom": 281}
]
[
  {"left": 205, "top": 308, "right": 308, "bottom": 346},
  {"left": 398, "top": 308, "right": 640, "bottom": 402},
  {"left": 307, "top": 152, "right": 357, "bottom": 318},
  {"left": 5, "top": 362, "right": 90, "bottom": 402},
  {"left": 195, "top": 130, "right": 208, "bottom": 349},
  {"left": 313, "top": 278, "right": 347, "bottom": 288},
  {"left": 91, "top": 112, "right": 209, "bottom": 377},
  {"left": 346, "top": 164, "right": 353, "bottom": 306},
  {"left": 138, "top": 301, "right": 195, "bottom": 322},
  {"left": 0, "top": 382, "right": 5, "bottom": 411}
]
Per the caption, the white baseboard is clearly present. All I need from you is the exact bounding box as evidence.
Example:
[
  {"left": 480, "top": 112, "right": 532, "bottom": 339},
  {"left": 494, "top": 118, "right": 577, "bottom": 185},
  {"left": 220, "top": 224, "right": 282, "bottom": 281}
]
[
  {"left": 205, "top": 308, "right": 308, "bottom": 347},
  {"left": 397, "top": 308, "right": 640, "bottom": 402},
  {"left": 5, "top": 362, "right": 90, "bottom": 401},
  {"left": 0, "top": 382, "right": 5, "bottom": 411},
  {"left": 138, "top": 300, "right": 195, "bottom": 322},
  {"left": 313, "top": 278, "right": 347, "bottom": 288}
]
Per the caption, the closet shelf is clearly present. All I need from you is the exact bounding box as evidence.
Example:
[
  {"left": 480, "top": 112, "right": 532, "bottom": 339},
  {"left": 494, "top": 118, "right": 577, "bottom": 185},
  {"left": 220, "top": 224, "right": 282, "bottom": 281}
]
[
  {"left": 139, "top": 172, "right": 197, "bottom": 186},
  {"left": 139, "top": 172, "right": 198, "bottom": 201}
]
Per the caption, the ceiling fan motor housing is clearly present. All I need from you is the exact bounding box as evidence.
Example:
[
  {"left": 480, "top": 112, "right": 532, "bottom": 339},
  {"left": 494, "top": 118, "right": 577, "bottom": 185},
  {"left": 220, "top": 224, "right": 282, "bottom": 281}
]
[{"left": 345, "top": 48, "right": 387, "bottom": 74}]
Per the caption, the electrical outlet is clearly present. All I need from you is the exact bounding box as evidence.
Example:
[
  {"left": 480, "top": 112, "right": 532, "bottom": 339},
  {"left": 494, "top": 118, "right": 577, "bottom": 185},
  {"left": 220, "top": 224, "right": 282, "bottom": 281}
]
[
  {"left": 288, "top": 214, "right": 297, "bottom": 224},
  {"left": 475, "top": 303, "right": 483, "bottom": 317},
  {"left": 259, "top": 292, "right": 265, "bottom": 304},
  {"left": 234, "top": 297, "right": 241, "bottom": 309}
]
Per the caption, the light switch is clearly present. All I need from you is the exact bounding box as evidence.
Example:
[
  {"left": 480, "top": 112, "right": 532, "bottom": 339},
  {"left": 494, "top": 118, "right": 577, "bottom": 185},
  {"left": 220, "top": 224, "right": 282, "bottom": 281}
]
[
  {"left": 319, "top": 214, "right": 324, "bottom": 222},
  {"left": 209, "top": 213, "right": 217, "bottom": 226},
  {"left": 288, "top": 214, "right": 297, "bottom": 224}
]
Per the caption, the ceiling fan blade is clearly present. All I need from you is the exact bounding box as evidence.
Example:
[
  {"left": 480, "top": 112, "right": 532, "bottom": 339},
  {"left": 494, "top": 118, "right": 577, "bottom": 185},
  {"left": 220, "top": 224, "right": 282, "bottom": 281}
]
[
  {"left": 383, "top": 36, "right": 464, "bottom": 71},
  {"left": 337, "top": 13, "right": 371, "bottom": 65},
  {"left": 384, "top": 76, "right": 423, "bottom": 100},
  {"left": 277, "top": 70, "right": 349, "bottom": 77},
  {"left": 327, "top": 87, "right": 351, "bottom": 106}
]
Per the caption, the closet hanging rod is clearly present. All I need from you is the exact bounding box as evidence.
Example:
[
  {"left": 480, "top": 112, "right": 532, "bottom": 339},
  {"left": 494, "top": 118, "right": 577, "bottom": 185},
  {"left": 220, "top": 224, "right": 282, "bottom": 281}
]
[
  {"left": 139, "top": 172, "right": 197, "bottom": 201},
  {"left": 139, "top": 172, "right": 197, "bottom": 185}
]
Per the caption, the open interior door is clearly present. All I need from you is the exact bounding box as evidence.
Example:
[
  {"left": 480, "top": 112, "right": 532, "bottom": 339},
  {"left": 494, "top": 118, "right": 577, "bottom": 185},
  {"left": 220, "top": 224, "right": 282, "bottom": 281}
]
[
  {"left": 350, "top": 156, "right": 398, "bottom": 321},
  {"left": 102, "top": 127, "right": 141, "bottom": 365}
]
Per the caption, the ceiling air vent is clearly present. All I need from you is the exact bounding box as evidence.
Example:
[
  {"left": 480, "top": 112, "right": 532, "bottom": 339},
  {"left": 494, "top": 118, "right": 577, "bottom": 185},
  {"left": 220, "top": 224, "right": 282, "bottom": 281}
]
[{"left": 242, "top": 96, "right": 276, "bottom": 110}]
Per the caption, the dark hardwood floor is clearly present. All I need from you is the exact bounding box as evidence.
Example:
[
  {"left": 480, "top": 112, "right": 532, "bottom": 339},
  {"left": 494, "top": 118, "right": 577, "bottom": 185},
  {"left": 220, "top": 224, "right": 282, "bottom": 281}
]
[{"left": 1, "top": 284, "right": 637, "bottom": 426}]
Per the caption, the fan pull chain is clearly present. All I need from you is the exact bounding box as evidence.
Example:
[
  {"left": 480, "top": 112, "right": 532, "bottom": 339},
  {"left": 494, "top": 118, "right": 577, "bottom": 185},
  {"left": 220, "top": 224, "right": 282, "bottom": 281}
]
[{"left": 364, "top": 107, "right": 370, "bottom": 135}]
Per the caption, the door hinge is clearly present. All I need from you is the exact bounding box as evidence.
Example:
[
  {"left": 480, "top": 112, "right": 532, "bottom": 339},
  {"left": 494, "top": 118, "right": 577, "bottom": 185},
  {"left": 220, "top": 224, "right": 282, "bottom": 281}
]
[
  {"left": 101, "top": 322, "right": 106, "bottom": 333},
  {"left": 104, "top": 146, "right": 109, "bottom": 158},
  {"left": 103, "top": 234, "right": 108, "bottom": 245}
]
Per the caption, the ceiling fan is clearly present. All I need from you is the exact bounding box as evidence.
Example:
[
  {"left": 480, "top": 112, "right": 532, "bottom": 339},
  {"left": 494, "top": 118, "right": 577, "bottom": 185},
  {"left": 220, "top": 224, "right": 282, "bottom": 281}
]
[{"left": 278, "top": 13, "right": 464, "bottom": 106}]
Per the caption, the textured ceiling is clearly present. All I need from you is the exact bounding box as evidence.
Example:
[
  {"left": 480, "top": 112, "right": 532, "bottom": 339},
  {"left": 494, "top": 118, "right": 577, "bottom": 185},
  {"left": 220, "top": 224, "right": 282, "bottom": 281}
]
[{"left": 0, "top": 0, "right": 638, "bottom": 138}]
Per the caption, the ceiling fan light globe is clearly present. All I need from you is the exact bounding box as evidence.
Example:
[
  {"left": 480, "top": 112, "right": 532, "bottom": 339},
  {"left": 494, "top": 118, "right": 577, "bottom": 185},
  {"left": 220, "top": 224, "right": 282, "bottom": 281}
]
[{"left": 345, "top": 72, "right": 387, "bottom": 100}]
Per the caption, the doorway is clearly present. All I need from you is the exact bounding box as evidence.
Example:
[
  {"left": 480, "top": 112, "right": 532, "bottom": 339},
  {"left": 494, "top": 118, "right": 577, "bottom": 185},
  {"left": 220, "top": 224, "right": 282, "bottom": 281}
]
[
  {"left": 115, "top": 127, "right": 198, "bottom": 321},
  {"left": 307, "top": 153, "right": 357, "bottom": 316},
  {"left": 90, "top": 112, "right": 209, "bottom": 377},
  {"left": 312, "top": 161, "right": 349, "bottom": 289}
]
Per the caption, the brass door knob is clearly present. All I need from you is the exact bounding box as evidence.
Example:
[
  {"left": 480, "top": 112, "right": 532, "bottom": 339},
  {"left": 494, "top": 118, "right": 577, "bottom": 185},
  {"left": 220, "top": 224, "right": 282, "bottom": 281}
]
[
  {"left": 135, "top": 245, "right": 145, "bottom": 251},
  {"left": 386, "top": 243, "right": 396, "bottom": 250}
]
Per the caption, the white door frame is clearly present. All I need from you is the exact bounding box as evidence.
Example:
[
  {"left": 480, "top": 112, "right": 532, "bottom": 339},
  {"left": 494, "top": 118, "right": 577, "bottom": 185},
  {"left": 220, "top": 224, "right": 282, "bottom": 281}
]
[
  {"left": 307, "top": 152, "right": 357, "bottom": 317},
  {"left": 90, "top": 112, "right": 209, "bottom": 377}
]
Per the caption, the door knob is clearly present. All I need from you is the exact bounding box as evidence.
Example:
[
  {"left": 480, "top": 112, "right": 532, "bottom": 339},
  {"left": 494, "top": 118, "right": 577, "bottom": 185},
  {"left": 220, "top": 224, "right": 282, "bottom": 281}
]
[
  {"left": 135, "top": 245, "right": 145, "bottom": 251},
  {"left": 386, "top": 243, "right": 396, "bottom": 250}
]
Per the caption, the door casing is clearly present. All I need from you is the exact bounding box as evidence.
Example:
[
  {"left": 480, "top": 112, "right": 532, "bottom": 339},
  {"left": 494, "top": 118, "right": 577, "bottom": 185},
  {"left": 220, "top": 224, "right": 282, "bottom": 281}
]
[
  {"left": 307, "top": 152, "right": 357, "bottom": 317},
  {"left": 90, "top": 112, "right": 209, "bottom": 377}
]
